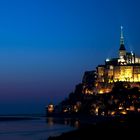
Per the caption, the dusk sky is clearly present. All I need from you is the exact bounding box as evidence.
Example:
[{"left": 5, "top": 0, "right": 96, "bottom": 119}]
[{"left": 0, "top": 0, "right": 140, "bottom": 114}]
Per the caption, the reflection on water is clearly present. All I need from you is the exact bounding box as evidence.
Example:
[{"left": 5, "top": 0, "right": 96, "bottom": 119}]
[
  {"left": 0, "top": 116, "right": 76, "bottom": 140},
  {"left": 46, "top": 117, "right": 80, "bottom": 128},
  {"left": 47, "top": 117, "right": 54, "bottom": 126},
  {"left": 74, "top": 120, "right": 80, "bottom": 128}
]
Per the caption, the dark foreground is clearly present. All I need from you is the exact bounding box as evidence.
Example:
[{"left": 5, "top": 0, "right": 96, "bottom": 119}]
[{"left": 48, "top": 113, "right": 140, "bottom": 140}]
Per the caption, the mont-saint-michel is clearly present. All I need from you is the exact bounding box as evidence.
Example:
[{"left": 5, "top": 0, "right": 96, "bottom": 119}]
[
  {"left": 47, "top": 27, "right": 140, "bottom": 140},
  {"left": 47, "top": 27, "right": 140, "bottom": 117}
]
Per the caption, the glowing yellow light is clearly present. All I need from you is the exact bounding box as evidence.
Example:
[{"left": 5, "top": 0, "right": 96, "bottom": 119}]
[
  {"left": 99, "top": 90, "right": 104, "bottom": 94},
  {"left": 111, "top": 111, "right": 116, "bottom": 116},
  {"left": 95, "top": 107, "right": 99, "bottom": 115},
  {"left": 85, "top": 89, "right": 93, "bottom": 94},
  {"left": 74, "top": 105, "right": 79, "bottom": 112},
  {"left": 126, "top": 108, "right": 130, "bottom": 111},
  {"left": 120, "top": 110, "right": 127, "bottom": 115},
  {"left": 63, "top": 109, "right": 68, "bottom": 113},
  {"left": 119, "top": 106, "right": 123, "bottom": 110},
  {"left": 129, "top": 106, "right": 135, "bottom": 111},
  {"left": 48, "top": 104, "right": 54, "bottom": 113}
]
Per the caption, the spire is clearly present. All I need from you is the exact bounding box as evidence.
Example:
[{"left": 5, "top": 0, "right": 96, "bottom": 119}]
[
  {"left": 120, "top": 26, "right": 124, "bottom": 45},
  {"left": 119, "top": 26, "right": 126, "bottom": 51}
]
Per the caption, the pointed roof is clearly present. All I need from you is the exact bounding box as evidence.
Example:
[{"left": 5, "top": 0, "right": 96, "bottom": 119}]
[{"left": 119, "top": 26, "right": 126, "bottom": 51}]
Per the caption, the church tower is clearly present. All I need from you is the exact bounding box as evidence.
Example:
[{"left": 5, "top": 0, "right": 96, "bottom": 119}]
[{"left": 119, "top": 26, "right": 126, "bottom": 58}]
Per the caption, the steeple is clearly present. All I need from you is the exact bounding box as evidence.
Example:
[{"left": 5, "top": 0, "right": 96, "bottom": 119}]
[
  {"left": 119, "top": 26, "right": 126, "bottom": 58},
  {"left": 119, "top": 26, "right": 126, "bottom": 51}
]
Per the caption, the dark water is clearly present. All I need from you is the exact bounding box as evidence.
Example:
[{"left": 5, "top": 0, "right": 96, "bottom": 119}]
[{"left": 0, "top": 116, "right": 76, "bottom": 140}]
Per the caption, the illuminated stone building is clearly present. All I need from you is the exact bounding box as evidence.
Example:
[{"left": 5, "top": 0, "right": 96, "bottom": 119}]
[
  {"left": 96, "top": 27, "right": 140, "bottom": 93},
  {"left": 82, "top": 71, "right": 97, "bottom": 94}
]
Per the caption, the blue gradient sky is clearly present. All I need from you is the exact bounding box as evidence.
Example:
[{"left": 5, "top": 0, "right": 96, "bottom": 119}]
[{"left": 0, "top": 0, "right": 140, "bottom": 114}]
